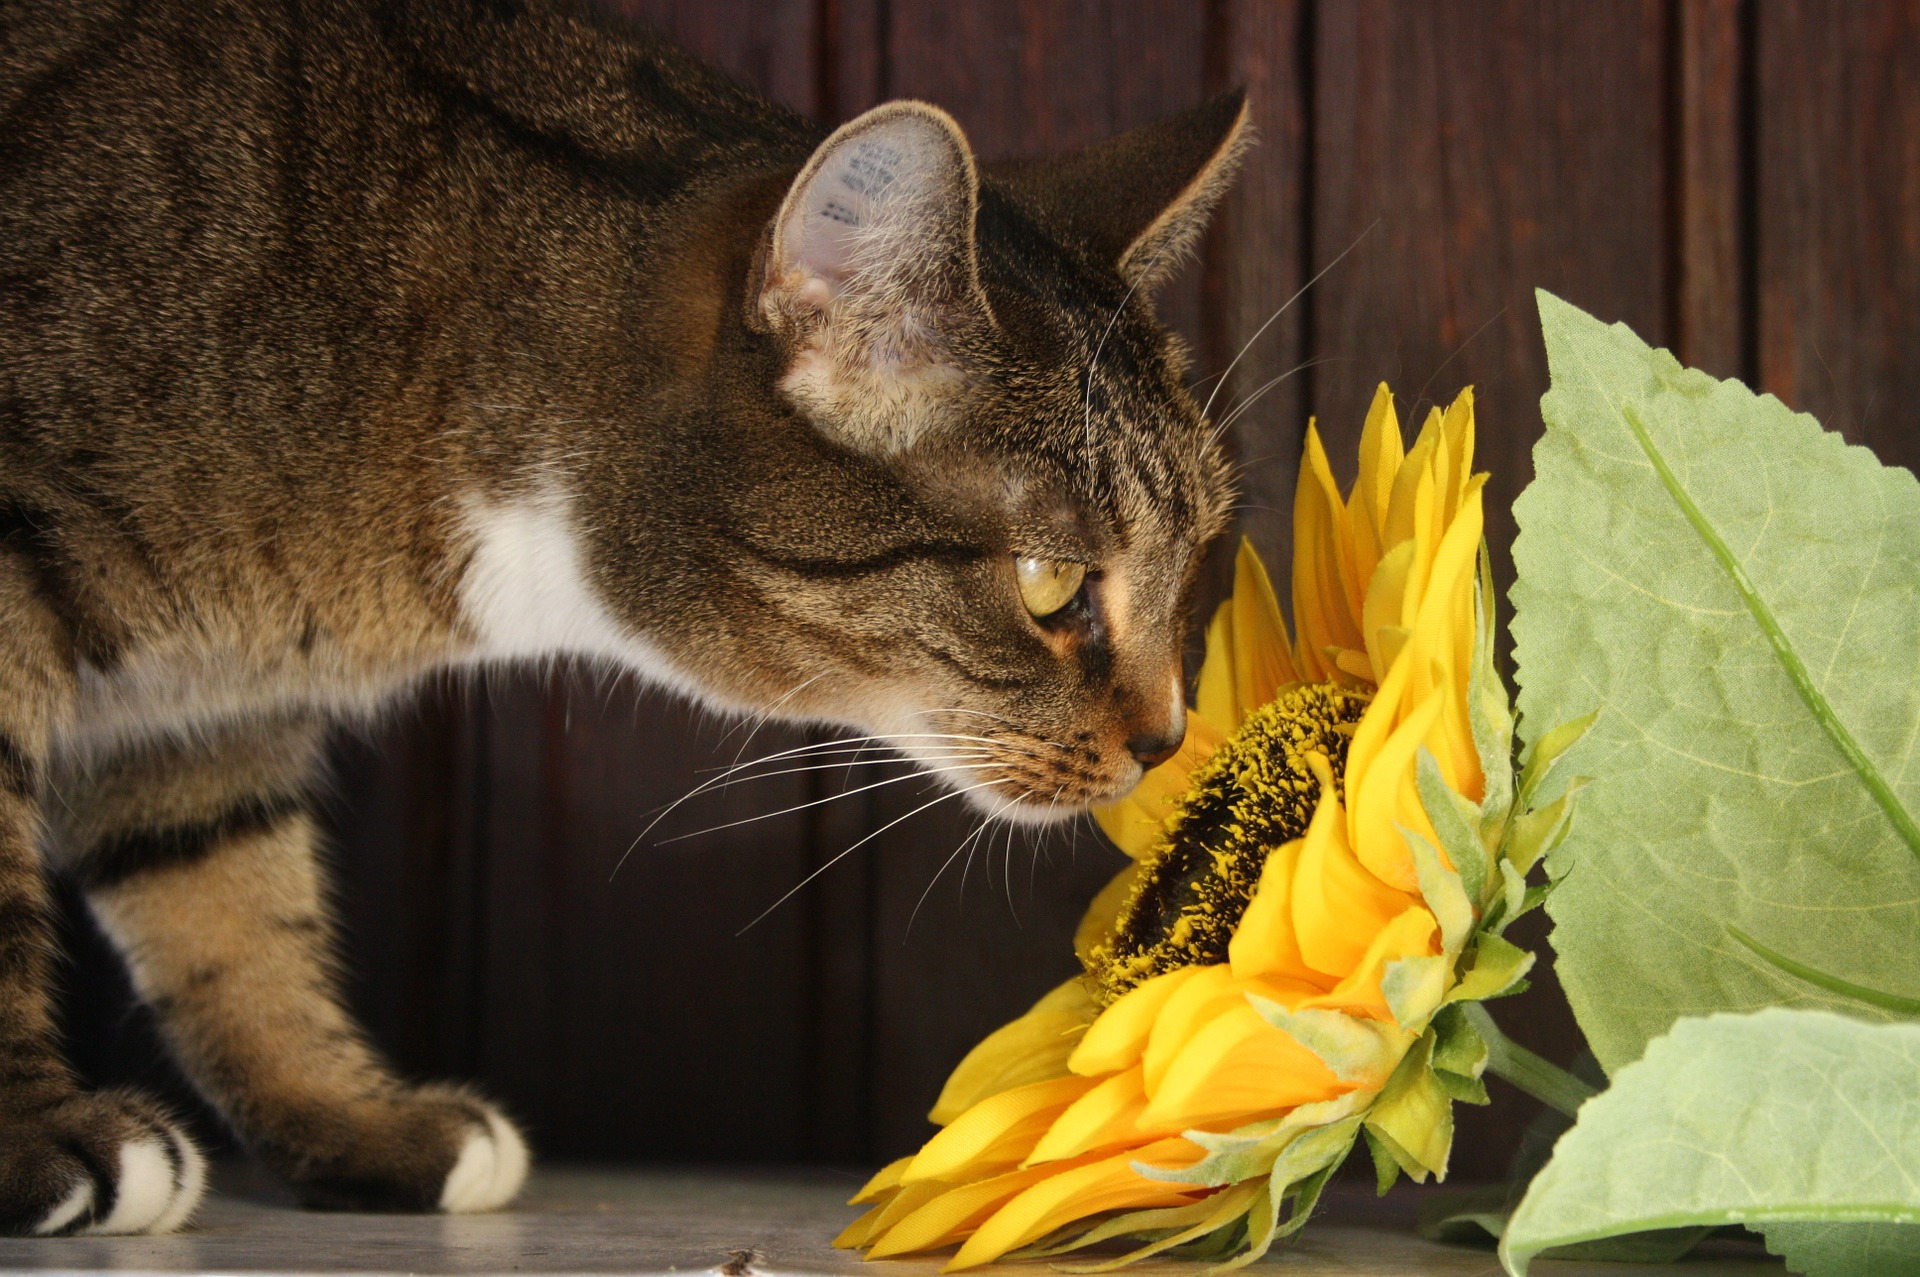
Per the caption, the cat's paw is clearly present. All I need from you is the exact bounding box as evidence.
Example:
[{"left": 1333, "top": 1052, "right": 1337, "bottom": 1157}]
[
  {"left": 0, "top": 1089, "right": 206, "bottom": 1237},
  {"left": 282, "top": 1085, "right": 527, "bottom": 1214}
]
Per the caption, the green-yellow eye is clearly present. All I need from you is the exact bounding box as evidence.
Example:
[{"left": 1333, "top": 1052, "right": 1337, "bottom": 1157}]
[{"left": 1014, "top": 556, "right": 1087, "bottom": 618}]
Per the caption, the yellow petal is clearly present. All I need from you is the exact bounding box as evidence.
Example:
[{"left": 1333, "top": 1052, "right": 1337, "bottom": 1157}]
[
  {"left": 945, "top": 1140, "right": 1205, "bottom": 1271},
  {"left": 1228, "top": 837, "right": 1322, "bottom": 988},
  {"left": 1194, "top": 597, "right": 1239, "bottom": 733},
  {"left": 851, "top": 1154, "right": 914, "bottom": 1205},
  {"left": 1350, "top": 383, "right": 1405, "bottom": 591},
  {"left": 1141, "top": 964, "right": 1243, "bottom": 1093},
  {"left": 1069, "top": 964, "right": 1208, "bottom": 1077},
  {"left": 1362, "top": 539, "right": 1418, "bottom": 684},
  {"left": 1139, "top": 1001, "right": 1348, "bottom": 1131},
  {"left": 1026, "top": 1066, "right": 1150, "bottom": 1164},
  {"left": 1291, "top": 425, "right": 1364, "bottom": 682},
  {"left": 1381, "top": 411, "right": 1427, "bottom": 549},
  {"left": 906, "top": 1075, "right": 1096, "bottom": 1184},
  {"left": 1074, "top": 865, "right": 1139, "bottom": 969},
  {"left": 1347, "top": 690, "right": 1445, "bottom": 892},
  {"left": 1290, "top": 762, "right": 1419, "bottom": 976},
  {"left": 930, "top": 978, "right": 1099, "bottom": 1124},
  {"left": 866, "top": 1157, "right": 1098, "bottom": 1258},
  {"left": 836, "top": 1179, "right": 948, "bottom": 1249},
  {"left": 1231, "top": 538, "right": 1300, "bottom": 715},
  {"left": 1300, "top": 905, "right": 1441, "bottom": 1023}
]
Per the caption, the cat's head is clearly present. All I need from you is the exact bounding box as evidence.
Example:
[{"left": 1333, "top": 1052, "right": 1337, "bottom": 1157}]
[{"left": 602, "top": 94, "right": 1248, "bottom": 821}]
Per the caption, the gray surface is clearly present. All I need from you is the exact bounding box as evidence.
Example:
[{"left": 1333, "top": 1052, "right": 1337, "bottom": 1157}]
[{"left": 0, "top": 1167, "right": 1786, "bottom": 1276}]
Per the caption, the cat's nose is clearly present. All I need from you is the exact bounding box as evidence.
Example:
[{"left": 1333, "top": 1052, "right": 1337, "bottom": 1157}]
[
  {"left": 1121, "top": 718, "right": 1182, "bottom": 768},
  {"left": 1125, "top": 674, "right": 1188, "bottom": 768},
  {"left": 1126, "top": 729, "right": 1185, "bottom": 769}
]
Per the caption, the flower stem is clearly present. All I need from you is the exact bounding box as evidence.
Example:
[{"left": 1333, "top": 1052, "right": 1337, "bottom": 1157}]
[{"left": 1462, "top": 1003, "right": 1597, "bottom": 1118}]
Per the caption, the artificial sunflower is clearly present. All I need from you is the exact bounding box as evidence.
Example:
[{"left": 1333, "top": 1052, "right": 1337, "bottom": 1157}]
[{"left": 839, "top": 386, "right": 1590, "bottom": 1271}]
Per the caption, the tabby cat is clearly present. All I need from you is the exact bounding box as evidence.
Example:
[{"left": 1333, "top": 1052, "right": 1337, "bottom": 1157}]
[{"left": 0, "top": 0, "right": 1246, "bottom": 1235}]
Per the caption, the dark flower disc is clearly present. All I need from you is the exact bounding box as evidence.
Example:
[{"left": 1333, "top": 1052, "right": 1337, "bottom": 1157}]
[{"left": 1088, "top": 681, "right": 1369, "bottom": 1004}]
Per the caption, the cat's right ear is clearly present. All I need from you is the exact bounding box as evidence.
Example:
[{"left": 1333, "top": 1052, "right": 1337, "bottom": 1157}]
[{"left": 756, "top": 102, "right": 993, "bottom": 455}]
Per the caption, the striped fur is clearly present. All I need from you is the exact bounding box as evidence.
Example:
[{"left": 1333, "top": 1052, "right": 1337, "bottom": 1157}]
[{"left": 0, "top": 0, "right": 1246, "bottom": 1232}]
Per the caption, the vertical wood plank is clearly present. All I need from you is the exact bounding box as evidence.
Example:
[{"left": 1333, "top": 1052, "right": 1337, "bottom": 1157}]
[
  {"left": 1757, "top": 0, "right": 1920, "bottom": 466},
  {"left": 1676, "top": 0, "right": 1750, "bottom": 381},
  {"left": 1310, "top": 0, "right": 1671, "bottom": 1179},
  {"left": 1206, "top": 0, "right": 1310, "bottom": 572}
]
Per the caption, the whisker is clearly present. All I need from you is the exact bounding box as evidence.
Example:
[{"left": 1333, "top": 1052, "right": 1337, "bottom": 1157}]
[
  {"left": 1198, "top": 219, "right": 1379, "bottom": 426},
  {"left": 1411, "top": 303, "right": 1508, "bottom": 411},
  {"left": 736, "top": 784, "right": 986, "bottom": 935},
  {"left": 714, "top": 673, "right": 827, "bottom": 763},
  {"left": 911, "top": 795, "right": 1017, "bottom": 938},
  {"left": 610, "top": 732, "right": 1008, "bottom": 879},
  {"left": 657, "top": 760, "right": 1007, "bottom": 845},
  {"left": 1207, "top": 357, "right": 1335, "bottom": 446}
]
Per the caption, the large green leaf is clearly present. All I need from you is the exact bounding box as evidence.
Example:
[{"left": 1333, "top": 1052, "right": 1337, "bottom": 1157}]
[
  {"left": 1511, "top": 290, "right": 1920, "bottom": 1071},
  {"left": 1501, "top": 1009, "right": 1920, "bottom": 1276}
]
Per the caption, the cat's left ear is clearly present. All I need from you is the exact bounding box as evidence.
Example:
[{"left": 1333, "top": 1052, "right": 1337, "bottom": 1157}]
[
  {"left": 758, "top": 101, "right": 993, "bottom": 454},
  {"left": 993, "top": 89, "right": 1252, "bottom": 294}
]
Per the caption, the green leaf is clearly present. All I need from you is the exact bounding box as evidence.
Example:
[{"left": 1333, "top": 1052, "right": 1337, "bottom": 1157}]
[
  {"left": 1729, "top": 925, "right": 1920, "bottom": 1016},
  {"left": 1501, "top": 1009, "right": 1920, "bottom": 1276},
  {"left": 1512, "top": 292, "right": 1920, "bottom": 1077}
]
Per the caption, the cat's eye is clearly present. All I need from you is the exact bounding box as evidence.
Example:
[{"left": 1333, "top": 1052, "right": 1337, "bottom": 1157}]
[{"left": 1014, "top": 556, "right": 1087, "bottom": 619}]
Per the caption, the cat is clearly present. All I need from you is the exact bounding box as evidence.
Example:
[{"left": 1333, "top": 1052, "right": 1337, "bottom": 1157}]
[{"left": 0, "top": 0, "right": 1245, "bottom": 1237}]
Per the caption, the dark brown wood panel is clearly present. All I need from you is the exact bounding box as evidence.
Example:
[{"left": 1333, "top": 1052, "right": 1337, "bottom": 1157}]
[
  {"left": 1677, "top": 0, "right": 1751, "bottom": 382},
  {"left": 1757, "top": 0, "right": 1920, "bottom": 470},
  {"left": 1203, "top": 0, "right": 1311, "bottom": 575}
]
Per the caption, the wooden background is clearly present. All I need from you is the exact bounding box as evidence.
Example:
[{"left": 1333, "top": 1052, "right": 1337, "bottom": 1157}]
[{"left": 61, "top": 0, "right": 1920, "bottom": 1184}]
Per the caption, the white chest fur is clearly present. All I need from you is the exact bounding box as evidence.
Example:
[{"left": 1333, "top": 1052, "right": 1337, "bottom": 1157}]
[{"left": 453, "top": 486, "right": 697, "bottom": 698}]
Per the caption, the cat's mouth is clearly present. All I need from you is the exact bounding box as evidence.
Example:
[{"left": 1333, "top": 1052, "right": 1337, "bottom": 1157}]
[{"left": 885, "top": 723, "right": 1145, "bottom": 824}]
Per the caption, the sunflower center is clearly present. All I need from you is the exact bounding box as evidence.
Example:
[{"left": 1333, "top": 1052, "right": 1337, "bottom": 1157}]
[{"left": 1088, "top": 681, "right": 1369, "bottom": 1004}]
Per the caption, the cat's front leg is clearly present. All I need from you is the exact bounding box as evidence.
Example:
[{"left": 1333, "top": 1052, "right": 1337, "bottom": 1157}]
[
  {"left": 0, "top": 564, "right": 205, "bottom": 1237},
  {"left": 64, "top": 711, "right": 528, "bottom": 1215}
]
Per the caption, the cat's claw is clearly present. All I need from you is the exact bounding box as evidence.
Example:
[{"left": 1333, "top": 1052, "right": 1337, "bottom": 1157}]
[
  {"left": 437, "top": 1105, "right": 530, "bottom": 1213},
  {"left": 0, "top": 1091, "right": 206, "bottom": 1237}
]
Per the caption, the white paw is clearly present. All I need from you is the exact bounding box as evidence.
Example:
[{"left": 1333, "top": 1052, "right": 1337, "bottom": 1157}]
[
  {"left": 33, "top": 1128, "right": 205, "bottom": 1236},
  {"left": 437, "top": 1107, "right": 529, "bottom": 1213}
]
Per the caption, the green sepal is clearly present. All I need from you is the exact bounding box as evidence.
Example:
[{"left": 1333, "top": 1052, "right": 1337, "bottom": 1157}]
[
  {"left": 1142, "top": 1093, "right": 1367, "bottom": 1188},
  {"left": 1490, "top": 858, "right": 1531, "bottom": 936},
  {"left": 1447, "top": 933, "right": 1537, "bottom": 1005},
  {"left": 1435, "top": 1070, "right": 1490, "bottom": 1105},
  {"left": 1247, "top": 998, "right": 1412, "bottom": 1087},
  {"left": 1363, "top": 1125, "right": 1402, "bottom": 1196},
  {"left": 1382, "top": 953, "right": 1451, "bottom": 1031},
  {"left": 1431, "top": 1003, "right": 1490, "bottom": 1078},
  {"left": 1516, "top": 709, "right": 1597, "bottom": 809},
  {"left": 1504, "top": 781, "right": 1585, "bottom": 877},
  {"left": 1222, "top": 1159, "right": 1340, "bottom": 1272},
  {"left": 1468, "top": 546, "right": 1518, "bottom": 831},
  {"left": 1039, "top": 1182, "right": 1265, "bottom": 1272},
  {"left": 1431, "top": 1005, "right": 1492, "bottom": 1105},
  {"left": 1399, "top": 820, "right": 1476, "bottom": 957},
  {"left": 1363, "top": 1029, "right": 1453, "bottom": 1182},
  {"left": 1416, "top": 746, "right": 1493, "bottom": 911}
]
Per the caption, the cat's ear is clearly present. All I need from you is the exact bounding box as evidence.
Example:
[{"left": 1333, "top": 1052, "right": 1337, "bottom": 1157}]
[
  {"left": 758, "top": 101, "right": 992, "bottom": 455},
  {"left": 993, "top": 90, "right": 1252, "bottom": 293}
]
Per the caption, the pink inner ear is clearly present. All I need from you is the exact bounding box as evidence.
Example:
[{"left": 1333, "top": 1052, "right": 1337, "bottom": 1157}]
[{"left": 778, "top": 121, "right": 954, "bottom": 302}]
